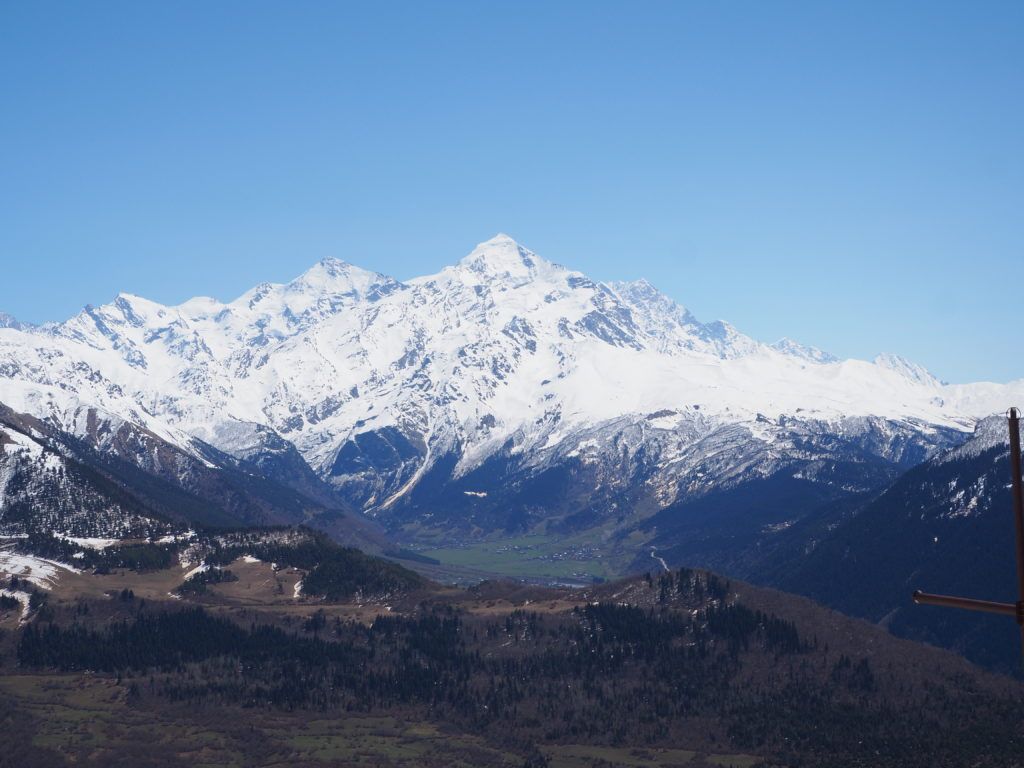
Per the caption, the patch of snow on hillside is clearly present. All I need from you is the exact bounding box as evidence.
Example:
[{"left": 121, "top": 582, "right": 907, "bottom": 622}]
[
  {"left": 181, "top": 563, "right": 210, "bottom": 581},
  {"left": 0, "top": 588, "right": 31, "bottom": 621},
  {"left": 0, "top": 546, "right": 80, "bottom": 588},
  {"left": 58, "top": 535, "right": 119, "bottom": 550}
]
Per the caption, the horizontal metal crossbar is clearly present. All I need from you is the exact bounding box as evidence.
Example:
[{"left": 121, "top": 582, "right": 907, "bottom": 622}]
[{"left": 912, "top": 590, "right": 1020, "bottom": 620}]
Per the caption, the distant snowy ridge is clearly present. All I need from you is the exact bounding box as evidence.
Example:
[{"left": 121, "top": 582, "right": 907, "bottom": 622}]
[{"left": 0, "top": 312, "right": 30, "bottom": 331}]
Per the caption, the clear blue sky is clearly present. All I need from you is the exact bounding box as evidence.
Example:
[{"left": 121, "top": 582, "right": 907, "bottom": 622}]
[{"left": 1, "top": 2, "right": 1021, "bottom": 383}]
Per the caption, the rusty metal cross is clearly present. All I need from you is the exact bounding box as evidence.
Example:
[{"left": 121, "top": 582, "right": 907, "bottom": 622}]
[{"left": 913, "top": 407, "right": 1024, "bottom": 660}]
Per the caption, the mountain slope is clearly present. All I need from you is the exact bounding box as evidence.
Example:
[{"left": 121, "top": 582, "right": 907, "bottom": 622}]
[
  {"left": 768, "top": 415, "right": 1023, "bottom": 671},
  {"left": 0, "top": 409, "right": 172, "bottom": 539},
  {"left": 0, "top": 404, "right": 386, "bottom": 550}
]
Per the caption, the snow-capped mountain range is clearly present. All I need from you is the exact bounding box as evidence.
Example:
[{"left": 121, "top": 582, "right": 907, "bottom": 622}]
[{"left": 1, "top": 234, "right": 1022, "bottom": 540}]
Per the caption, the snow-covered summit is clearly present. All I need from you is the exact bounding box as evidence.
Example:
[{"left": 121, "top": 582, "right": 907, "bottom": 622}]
[
  {"left": 451, "top": 234, "right": 564, "bottom": 288},
  {"left": 873, "top": 353, "right": 942, "bottom": 387},
  {"left": 772, "top": 338, "right": 838, "bottom": 364},
  {"left": 282, "top": 257, "right": 399, "bottom": 300}
]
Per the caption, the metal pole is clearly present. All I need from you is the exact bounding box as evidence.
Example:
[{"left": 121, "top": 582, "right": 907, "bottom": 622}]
[
  {"left": 1008, "top": 408, "right": 1024, "bottom": 658},
  {"left": 912, "top": 590, "right": 1018, "bottom": 618}
]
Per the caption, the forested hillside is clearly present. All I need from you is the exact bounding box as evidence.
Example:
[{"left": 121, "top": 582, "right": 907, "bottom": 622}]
[{"left": 2, "top": 553, "right": 1021, "bottom": 768}]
